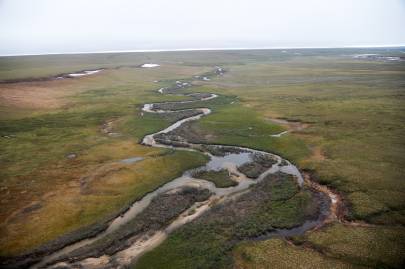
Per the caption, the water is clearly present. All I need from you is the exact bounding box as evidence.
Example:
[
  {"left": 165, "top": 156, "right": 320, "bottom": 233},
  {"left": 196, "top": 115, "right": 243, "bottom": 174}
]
[
  {"left": 119, "top": 157, "right": 143, "bottom": 164},
  {"left": 34, "top": 67, "right": 331, "bottom": 269},
  {"left": 205, "top": 152, "right": 252, "bottom": 170}
]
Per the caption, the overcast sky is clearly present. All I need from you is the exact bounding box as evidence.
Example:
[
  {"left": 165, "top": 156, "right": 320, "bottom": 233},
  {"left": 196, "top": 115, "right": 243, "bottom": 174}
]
[{"left": 0, "top": 0, "right": 404, "bottom": 55}]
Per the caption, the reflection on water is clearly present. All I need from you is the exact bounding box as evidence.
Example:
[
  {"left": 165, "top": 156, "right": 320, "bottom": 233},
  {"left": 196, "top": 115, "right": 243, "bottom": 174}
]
[{"left": 206, "top": 152, "right": 252, "bottom": 170}]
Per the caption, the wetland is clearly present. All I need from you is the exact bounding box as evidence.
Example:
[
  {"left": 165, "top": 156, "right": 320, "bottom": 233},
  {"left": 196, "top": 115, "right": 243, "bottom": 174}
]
[{"left": 1, "top": 48, "right": 404, "bottom": 268}]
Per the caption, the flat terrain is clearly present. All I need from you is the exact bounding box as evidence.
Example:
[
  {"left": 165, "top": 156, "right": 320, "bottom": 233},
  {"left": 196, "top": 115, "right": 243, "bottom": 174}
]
[{"left": 0, "top": 48, "right": 404, "bottom": 268}]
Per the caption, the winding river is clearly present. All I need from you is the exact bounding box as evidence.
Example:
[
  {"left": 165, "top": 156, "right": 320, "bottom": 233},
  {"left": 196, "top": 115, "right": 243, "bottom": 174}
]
[{"left": 31, "top": 66, "right": 339, "bottom": 269}]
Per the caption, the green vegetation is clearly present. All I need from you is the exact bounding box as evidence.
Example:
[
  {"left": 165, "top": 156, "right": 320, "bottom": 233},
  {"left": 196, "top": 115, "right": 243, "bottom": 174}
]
[
  {"left": 135, "top": 173, "right": 318, "bottom": 269},
  {"left": 234, "top": 223, "right": 405, "bottom": 269},
  {"left": 217, "top": 58, "right": 405, "bottom": 224},
  {"left": 1, "top": 48, "right": 404, "bottom": 267},
  {"left": 194, "top": 104, "right": 310, "bottom": 163},
  {"left": 237, "top": 153, "right": 278, "bottom": 179},
  {"left": 192, "top": 169, "right": 237, "bottom": 188},
  {"left": 59, "top": 187, "right": 211, "bottom": 262},
  {"left": 0, "top": 63, "right": 210, "bottom": 255},
  {"left": 233, "top": 239, "right": 365, "bottom": 269},
  {"left": 303, "top": 223, "right": 405, "bottom": 268},
  {"left": 0, "top": 146, "right": 208, "bottom": 256}
]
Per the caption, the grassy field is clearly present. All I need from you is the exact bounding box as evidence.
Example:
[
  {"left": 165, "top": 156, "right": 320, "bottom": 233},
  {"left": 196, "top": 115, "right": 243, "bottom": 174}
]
[
  {"left": 0, "top": 64, "right": 211, "bottom": 255},
  {"left": 216, "top": 57, "right": 405, "bottom": 223},
  {"left": 192, "top": 169, "right": 237, "bottom": 188},
  {"left": 1, "top": 48, "right": 404, "bottom": 267}
]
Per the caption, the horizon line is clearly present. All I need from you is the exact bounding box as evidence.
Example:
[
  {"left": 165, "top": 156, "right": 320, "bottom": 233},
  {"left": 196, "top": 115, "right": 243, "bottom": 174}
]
[{"left": 1, "top": 44, "right": 405, "bottom": 57}]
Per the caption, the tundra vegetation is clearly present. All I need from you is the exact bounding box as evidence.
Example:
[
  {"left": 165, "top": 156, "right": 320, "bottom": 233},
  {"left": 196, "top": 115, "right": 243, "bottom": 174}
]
[{"left": 0, "top": 48, "right": 404, "bottom": 268}]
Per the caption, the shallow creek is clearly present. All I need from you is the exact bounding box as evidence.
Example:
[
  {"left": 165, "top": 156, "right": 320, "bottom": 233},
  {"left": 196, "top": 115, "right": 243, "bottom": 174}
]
[{"left": 33, "top": 67, "right": 338, "bottom": 269}]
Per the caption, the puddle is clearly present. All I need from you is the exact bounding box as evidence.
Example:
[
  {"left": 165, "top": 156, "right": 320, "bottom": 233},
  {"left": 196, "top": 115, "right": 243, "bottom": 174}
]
[
  {"left": 205, "top": 152, "right": 252, "bottom": 171},
  {"left": 119, "top": 157, "right": 143, "bottom": 164}
]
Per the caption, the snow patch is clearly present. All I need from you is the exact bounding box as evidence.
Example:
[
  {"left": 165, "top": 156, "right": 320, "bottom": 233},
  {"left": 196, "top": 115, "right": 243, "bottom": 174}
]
[
  {"left": 68, "top": 70, "right": 102, "bottom": 77},
  {"left": 141, "top": 64, "right": 160, "bottom": 68}
]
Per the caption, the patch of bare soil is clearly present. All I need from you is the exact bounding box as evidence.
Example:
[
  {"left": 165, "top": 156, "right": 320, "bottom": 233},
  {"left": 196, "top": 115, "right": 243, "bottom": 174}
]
[
  {"left": 100, "top": 118, "right": 122, "bottom": 137},
  {"left": 303, "top": 172, "right": 341, "bottom": 224},
  {"left": 311, "top": 146, "right": 326, "bottom": 161},
  {"left": 267, "top": 117, "right": 310, "bottom": 132},
  {"left": 0, "top": 81, "right": 77, "bottom": 110},
  {"left": 267, "top": 117, "right": 328, "bottom": 161},
  {"left": 79, "top": 163, "right": 127, "bottom": 194},
  {"left": 302, "top": 171, "right": 376, "bottom": 228}
]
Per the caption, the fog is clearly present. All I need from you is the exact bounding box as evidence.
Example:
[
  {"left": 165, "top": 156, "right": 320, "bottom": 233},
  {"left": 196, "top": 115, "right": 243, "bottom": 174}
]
[{"left": 0, "top": 0, "right": 404, "bottom": 55}]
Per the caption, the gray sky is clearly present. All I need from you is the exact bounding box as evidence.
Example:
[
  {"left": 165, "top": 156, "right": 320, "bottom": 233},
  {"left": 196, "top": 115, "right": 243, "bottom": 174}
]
[{"left": 0, "top": 0, "right": 404, "bottom": 56}]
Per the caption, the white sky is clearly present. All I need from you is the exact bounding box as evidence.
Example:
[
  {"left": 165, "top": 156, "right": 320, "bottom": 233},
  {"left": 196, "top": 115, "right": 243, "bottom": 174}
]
[{"left": 0, "top": 0, "right": 404, "bottom": 55}]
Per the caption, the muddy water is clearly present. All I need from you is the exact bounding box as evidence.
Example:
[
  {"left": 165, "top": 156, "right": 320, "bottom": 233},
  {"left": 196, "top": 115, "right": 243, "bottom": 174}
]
[{"left": 34, "top": 67, "right": 335, "bottom": 269}]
